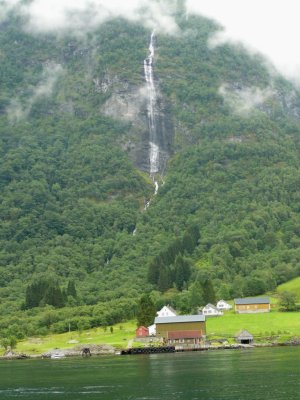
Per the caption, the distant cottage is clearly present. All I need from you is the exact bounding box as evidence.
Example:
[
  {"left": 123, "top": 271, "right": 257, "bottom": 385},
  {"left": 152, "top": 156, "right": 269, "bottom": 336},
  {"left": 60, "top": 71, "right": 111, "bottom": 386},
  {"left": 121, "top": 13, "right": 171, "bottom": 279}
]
[
  {"left": 216, "top": 300, "right": 232, "bottom": 311},
  {"left": 155, "top": 315, "right": 206, "bottom": 346},
  {"left": 201, "top": 303, "right": 223, "bottom": 316},
  {"left": 234, "top": 297, "right": 270, "bottom": 314}
]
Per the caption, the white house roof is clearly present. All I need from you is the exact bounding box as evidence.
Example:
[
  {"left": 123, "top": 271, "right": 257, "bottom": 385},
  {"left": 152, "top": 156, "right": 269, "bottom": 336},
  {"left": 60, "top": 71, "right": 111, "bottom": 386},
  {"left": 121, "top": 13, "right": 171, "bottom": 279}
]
[
  {"left": 157, "top": 305, "right": 177, "bottom": 316},
  {"left": 155, "top": 315, "right": 205, "bottom": 324},
  {"left": 204, "top": 303, "right": 218, "bottom": 310}
]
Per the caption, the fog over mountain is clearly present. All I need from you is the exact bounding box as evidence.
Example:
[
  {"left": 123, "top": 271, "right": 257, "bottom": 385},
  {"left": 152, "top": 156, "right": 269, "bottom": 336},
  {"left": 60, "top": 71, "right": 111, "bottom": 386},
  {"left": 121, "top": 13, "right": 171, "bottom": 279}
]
[
  {"left": 2, "top": 0, "right": 300, "bottom": 338},
  {"left": 187, "top": 0, "right": 300, "bottom": 83},
  {"left": 2, "top": 0, "right": 299, "bottom": 82}
]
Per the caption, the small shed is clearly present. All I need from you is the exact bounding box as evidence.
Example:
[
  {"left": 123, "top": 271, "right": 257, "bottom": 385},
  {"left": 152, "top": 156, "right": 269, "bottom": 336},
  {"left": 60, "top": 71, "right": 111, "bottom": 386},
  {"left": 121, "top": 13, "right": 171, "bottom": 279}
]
[
  {"left": 235, "top": 330, "right": 254, "bottom": 344},
  {"left": 136, "top": 326, "right": 149, "bottom": 338}
]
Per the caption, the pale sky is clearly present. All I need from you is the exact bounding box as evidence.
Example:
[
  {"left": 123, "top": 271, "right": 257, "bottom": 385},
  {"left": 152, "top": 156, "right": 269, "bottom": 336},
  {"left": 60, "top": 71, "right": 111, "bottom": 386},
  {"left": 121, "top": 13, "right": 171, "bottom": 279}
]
[
  {"left": 2, "top": 0, "right": 300, "bottom": 81},
  {"left": 186, "top": 0, "right": 300, "bottom": 82}
]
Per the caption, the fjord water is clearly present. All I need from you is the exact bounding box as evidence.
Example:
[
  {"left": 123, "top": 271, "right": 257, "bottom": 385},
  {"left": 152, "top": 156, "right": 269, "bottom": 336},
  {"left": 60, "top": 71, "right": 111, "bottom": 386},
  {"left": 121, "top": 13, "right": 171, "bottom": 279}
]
[{"left": 1, "top": 347, "right": 300, "bottom": 399}]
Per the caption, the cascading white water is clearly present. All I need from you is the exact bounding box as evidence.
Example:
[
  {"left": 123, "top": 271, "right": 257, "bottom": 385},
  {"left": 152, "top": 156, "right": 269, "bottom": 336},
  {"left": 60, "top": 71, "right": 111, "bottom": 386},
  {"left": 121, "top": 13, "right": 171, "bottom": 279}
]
[
  {"left": 144, "top": 31, "right": 159, "bottom": 176},
  {"left": 142, "top": 31, "right": 163, "bottom": 212}
]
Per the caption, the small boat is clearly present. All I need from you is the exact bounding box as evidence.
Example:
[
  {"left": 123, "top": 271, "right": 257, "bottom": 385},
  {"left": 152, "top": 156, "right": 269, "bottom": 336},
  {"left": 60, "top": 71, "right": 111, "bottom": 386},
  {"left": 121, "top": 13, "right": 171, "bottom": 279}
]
[{"left": 51, "top": 353, "right": 65, "bottom": 359}]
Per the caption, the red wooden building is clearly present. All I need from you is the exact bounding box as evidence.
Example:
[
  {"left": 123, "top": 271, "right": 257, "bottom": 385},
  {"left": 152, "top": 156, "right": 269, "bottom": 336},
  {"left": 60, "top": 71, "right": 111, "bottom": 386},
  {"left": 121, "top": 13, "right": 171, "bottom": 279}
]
[{"left": 136, "top": 326, "right": 149, "bottom": 338}]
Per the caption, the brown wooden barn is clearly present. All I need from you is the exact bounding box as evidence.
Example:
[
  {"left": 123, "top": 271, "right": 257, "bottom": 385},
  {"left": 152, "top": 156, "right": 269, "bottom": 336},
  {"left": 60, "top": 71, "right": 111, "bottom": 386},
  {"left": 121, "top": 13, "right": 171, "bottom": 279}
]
[
  {"left": 155, "top": 315, "right": 206, "bottom": 346},
  {"left": 234, "top": 297, "right": 270, "bottom": 314}
]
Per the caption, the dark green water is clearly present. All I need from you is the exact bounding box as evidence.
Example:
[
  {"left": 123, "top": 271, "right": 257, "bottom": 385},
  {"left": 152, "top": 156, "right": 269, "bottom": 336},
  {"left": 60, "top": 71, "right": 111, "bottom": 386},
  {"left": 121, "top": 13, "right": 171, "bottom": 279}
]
[{"left": 0, "top": 347, "right": 300, "bottom": 399}]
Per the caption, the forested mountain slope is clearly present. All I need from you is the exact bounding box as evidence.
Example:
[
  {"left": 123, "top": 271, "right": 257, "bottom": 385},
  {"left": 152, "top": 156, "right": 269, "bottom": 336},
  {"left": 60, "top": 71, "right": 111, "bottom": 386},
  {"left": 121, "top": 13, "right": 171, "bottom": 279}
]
[{"left": 1, "top": 5, "right": 300, "bottom": 336}]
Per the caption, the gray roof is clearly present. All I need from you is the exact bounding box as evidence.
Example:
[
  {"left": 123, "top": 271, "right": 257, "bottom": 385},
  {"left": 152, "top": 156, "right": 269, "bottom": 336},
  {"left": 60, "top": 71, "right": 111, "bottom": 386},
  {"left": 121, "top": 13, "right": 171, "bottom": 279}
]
[
  {"left": 204, "top": 303, "right": 218, "bottom": 310},
  {"left": 235, "top": 329, "right": 253, "bottom": 339},
  {"left": 155, "top": 315, "right": 205, "bottom": 324},
  {"left": 234, "top": 297, "right": 270, "bottom": 305}
]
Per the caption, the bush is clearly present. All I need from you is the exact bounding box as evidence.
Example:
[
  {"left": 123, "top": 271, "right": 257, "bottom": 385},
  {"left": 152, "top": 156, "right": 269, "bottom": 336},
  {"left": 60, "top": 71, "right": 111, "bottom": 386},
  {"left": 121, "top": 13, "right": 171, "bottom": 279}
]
[{"left": 279, "top": 291, "right": 297, "bottom": 311}]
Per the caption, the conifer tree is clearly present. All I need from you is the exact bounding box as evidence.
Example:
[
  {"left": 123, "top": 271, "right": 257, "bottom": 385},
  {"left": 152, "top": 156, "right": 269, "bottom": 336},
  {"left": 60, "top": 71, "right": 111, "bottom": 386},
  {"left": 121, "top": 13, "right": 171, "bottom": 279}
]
[
  {"left": 174, "top": 255, "right": 191, "bottom": 290},
  {"left": 136, "top": 294, "right": 156, "bottom": 327},
  {"left": 202, "top": 279, "right": 216, "bottom": 304},
  {"left": 158, "top": 267, "right": 173, "bottom": 292},
  {"left": 24, "top": 276, "right": 65, "bottom": 309},
  {"left": 67, "top": 280, "right": 77, "bottom": 298},
  {"left": 148, "top": 257, "right": 161, "bottom": 284}
]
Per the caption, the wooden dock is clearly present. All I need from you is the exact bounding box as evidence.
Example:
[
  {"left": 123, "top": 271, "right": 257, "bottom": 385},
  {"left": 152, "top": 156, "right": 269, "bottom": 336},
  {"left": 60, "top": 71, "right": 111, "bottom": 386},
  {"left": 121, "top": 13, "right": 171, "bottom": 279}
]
[{"left": 121, "top": 346, "right": 175, "bottom": 355}]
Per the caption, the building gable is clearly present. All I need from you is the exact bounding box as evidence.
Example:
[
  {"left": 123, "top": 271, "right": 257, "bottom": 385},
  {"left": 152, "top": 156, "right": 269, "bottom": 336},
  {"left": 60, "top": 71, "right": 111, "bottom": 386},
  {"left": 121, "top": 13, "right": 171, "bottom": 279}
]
[{"left": 157, "top": 305, "right": 177, "bottom": 318}]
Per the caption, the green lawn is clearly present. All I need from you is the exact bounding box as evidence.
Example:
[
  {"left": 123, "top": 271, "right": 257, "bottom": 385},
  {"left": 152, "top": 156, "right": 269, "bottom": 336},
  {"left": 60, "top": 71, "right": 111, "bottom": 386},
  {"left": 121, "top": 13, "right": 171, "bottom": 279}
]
[
  {"left": 16, "top": 321, "right": 137, "bottom": 355},
  {"left": 277, "top": 277, "right": 300, "bottom": 301},
  {"left": 12, "top": 307, "right": 300, "bottom": 356},
  {"left": 207, "top": 310, "right": 300, "bottom": 338}
]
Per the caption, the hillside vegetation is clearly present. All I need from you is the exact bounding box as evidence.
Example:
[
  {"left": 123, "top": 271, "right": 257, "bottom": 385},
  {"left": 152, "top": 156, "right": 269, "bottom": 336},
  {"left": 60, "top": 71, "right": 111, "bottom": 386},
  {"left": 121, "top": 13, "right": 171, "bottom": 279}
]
[
  {"left": 277, "top": 277, "right": 300, "bottom": 301},
  {"left": 1, "top": 5, "right": 300, "bottom": 339}
]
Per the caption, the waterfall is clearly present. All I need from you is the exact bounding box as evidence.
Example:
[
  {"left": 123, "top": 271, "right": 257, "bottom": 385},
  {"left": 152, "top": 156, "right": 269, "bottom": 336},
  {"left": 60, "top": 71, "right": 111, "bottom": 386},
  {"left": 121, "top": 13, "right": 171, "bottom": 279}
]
[
  {"left": 144, "top": 31, "right": 159, "bottom": 176},
  {"left": 142, "top": 32, "right": 171, "bottom": 211}
]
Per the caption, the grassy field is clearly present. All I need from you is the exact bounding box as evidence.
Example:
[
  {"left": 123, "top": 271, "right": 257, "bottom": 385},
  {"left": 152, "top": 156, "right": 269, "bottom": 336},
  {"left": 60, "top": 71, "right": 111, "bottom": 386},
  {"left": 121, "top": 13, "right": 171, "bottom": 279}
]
[
  {"left": 277, "top": 277, "right": 300, "bottom": 301},
  {"left": 207, "top": 309, "right": 300, "bottom": 338},
  {"left": 12, "top": 297, "right": 300, "bottom": 355},
  {"left": 16, "top": 321, "right": 137, "bottom": 355}
]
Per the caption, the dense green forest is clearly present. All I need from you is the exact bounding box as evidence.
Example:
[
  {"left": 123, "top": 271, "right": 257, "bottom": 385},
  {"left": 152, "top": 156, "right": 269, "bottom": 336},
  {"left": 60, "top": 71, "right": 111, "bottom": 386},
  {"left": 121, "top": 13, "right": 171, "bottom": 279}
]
[{"left": 1, "top": 3, "right": 300, "bottom": 339}]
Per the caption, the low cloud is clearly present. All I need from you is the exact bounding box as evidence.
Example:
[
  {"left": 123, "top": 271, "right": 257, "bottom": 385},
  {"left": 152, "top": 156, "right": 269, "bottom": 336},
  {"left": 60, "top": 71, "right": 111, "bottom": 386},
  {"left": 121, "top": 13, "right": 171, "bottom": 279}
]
[
  {"left": 3, "top": 0, "right": 300, "bottom": 83},
  {"left": 219, "top": 84, "right": 274, "bottom": 116},
  {"left": 0, "top": 0, "right": 19, "bottom": 22},
  {"left": 2, "top": 0, "right": 179, "bottom": 36},
  {"left": 32, "top": 63, "right": 64, "bottom": 98},
  {"left": 186, "top": 0, "right": 300, "bottom": 83},
  {"left": 7, "top": 63, "right": 64, "bottom": 121}
]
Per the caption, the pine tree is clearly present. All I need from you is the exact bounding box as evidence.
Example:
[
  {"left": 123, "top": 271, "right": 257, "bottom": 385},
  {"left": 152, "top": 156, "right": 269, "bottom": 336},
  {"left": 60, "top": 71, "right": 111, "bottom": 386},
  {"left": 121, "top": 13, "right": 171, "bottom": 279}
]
[
  {"left": 187, "top": 224, "right": 200, "bottom": 246},
  {"left": 43, "top": 283, "right": 65, "bottom": 308},
  {"left": 189, "top": 281, "right": 205, "bottom": 312},
  {"left": 174, "top": 255, "right": 191, "bottom": 290},
  {"left": 202, "top": 279, "right": 216, "bottom": 304},
  {"left": 181, "top": 233, "right": 195, "bottom": 254},
  {"left": 24, "top": 276, "right": 65, "bottom": 309},
  {"left": 136, "top": 294, "right": 156, "bottom": 327},
  {"left": 148, "top": 257, "right": 161, "bottom": 284},
  {"left": 67, "top": 280, "right": 77, "bottom": 298},
  {"left": 157, "top": 267, "right": 172, "bottom": 292}
]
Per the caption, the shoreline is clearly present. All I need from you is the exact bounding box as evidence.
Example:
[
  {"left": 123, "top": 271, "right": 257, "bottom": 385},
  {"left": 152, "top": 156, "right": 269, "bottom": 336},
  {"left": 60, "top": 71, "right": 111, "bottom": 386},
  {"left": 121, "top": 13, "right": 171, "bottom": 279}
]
[{"left": 2, "top": 340, "right": 300, "bottom": 360}]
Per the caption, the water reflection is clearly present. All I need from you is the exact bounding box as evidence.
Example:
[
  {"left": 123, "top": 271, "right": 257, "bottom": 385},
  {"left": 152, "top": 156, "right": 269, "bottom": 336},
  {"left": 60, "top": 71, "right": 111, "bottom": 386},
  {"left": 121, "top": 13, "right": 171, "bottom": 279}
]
[{"left": 0, "top": 348, "right": 299, "bottom": 399}]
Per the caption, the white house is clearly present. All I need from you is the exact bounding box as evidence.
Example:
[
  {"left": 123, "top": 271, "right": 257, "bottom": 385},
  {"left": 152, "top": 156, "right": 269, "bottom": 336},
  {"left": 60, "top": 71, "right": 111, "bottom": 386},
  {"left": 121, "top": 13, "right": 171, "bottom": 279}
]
[
  {"left": 201, "top": 303, "right": 223, "bottom": 316},
  {"left": 157, "top": 305, "right": 177, "bottom": 318},
  {"left": 216, "top": 300, "right": 232, "bottom": 311},
  {"left": 148, "top": 324, "right": 156, "bottom": 336},
  {"left": 148, "top": 305, "right": 178, "bottom": 336}
]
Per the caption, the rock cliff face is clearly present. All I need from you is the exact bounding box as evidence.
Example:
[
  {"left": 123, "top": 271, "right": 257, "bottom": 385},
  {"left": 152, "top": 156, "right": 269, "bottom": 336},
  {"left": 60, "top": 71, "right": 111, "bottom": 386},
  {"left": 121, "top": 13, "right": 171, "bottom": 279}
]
[{"left": 101, "top": 77, "right": 173, "bottom": 174}]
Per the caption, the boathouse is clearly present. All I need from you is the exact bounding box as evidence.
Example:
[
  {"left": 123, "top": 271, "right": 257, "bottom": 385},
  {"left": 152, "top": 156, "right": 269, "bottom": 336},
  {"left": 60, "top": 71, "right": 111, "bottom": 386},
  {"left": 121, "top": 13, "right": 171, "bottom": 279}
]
[
  {"left": 235, "top": 330, "right": 254, "bottom": 344},
  {"left": 234, "top": 297, "right": 270, "bottom": 314},
  {"left": 155, "top": 315, "right": 206, "bottom": 346}
]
